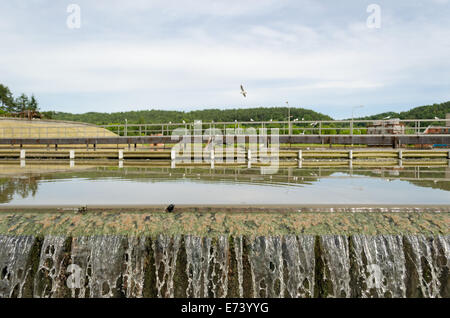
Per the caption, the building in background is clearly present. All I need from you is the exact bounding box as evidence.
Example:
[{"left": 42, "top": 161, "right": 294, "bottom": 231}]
[{"left": 367, "top": 118, "right": 405, "bottom": 135}]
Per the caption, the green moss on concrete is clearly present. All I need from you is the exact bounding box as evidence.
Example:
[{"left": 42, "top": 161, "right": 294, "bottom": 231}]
[
  {"left": 227, "top": 236, "right": 240, "bottom": 297},
  {"left": 0, "top": 211, "right": 448, "bottom": 237},
  {"left": 22, "top": 236, "right": 43, "bottom": 298},
  {"left": 241, "top": 236, "right": 253, "bottom": 298},
  {"left": 313, "top": 236, "right": 334, "bottom": 298},
  {"left": 142, "top": 237, "right": 157, "bottom": 298},
  {"left": 173, "top": 237, "right": 188, "bottom": 298},
  {"left": 402, "top": 237, "right": 423, "bottom": 298}
]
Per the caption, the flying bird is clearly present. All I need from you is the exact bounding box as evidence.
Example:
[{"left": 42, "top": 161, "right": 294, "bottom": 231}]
[{"left": 240, "top": 85, "right": 247, "bottom": 98}]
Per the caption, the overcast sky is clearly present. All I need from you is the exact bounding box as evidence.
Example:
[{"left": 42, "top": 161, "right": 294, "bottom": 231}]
[{"left": 1, "top": 0, "right": 449, "bottom": 118}]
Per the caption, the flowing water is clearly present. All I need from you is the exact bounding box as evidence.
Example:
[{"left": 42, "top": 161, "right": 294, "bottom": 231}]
[
  {"left": 0, "top": 166, "right": 448, "bottom": 297},
  {"left": 0, "top": 234, "right": 448, "bottom": 298}
]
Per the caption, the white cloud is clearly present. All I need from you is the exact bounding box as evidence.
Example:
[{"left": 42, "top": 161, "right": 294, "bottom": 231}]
[{"left": 0, "top": 1, "right": 449, "bottom": 116}]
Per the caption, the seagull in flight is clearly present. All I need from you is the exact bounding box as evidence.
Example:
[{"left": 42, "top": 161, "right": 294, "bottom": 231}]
[
  {"left": 384, "top": 116, "right": 391, "bottom": 119},
  {"left": 240, "top": 84, "right": 247, "bottom": 98}
]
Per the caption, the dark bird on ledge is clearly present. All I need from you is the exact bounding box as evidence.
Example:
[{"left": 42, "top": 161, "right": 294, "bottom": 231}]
[
  {"left": 77, "top": 205, "right": 87, "bottom": 214},
  {"left": 166, "top": 204, "right": 175, "bottom": 213}
]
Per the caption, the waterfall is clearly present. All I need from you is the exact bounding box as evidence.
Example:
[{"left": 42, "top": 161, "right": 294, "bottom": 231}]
[
  {"left": 69, "top": 236, "right": 126, "bottom": 298},
  {"left": 34, "top": 235, "right": 69, "bottom": 298},
  {"left": 282, "top": 235, "right": 315, "bottom": 298},
  {"left": 0, "top": 234, "right": 448, "bottom": 298},
  {"left": 0, "top": 235, "right": 36, "bottom": 298},
  {"left": 350, "top": 235, "right": 406, "bottom": 298}
]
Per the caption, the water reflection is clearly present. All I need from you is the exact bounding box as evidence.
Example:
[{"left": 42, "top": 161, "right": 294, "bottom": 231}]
[
  {"left": 0, "top": 176, "right": 39, "bottom": 203},
  {"left": 0, "top": 165, "right": 449, "bottom": 205}
]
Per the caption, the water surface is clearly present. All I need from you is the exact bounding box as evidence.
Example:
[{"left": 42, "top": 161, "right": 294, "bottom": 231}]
[{"left": 1, "top": 166, "right": 449, "bottom": 205}]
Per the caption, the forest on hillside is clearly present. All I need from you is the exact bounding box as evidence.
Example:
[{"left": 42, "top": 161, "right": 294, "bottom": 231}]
[
  {"left": 355, "top": 101, "right": 450, "bottom": 121},
  {"left": 48, "top": 107, "right": 333, "bottom": 125},
  {"left": 44, "top": 101, "right": 450, "bottom": 126},
  {"left": 1, "top": 83, "right": 449, "bottom": 125}
]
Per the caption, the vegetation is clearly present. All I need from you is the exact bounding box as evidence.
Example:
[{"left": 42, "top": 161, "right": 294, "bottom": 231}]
[
  {"left": 0, "top": 84, "right": 39, "bottom": 113},
  {"left": 1, "top": 82, "right": 449, "bottom": 125},
  {"left": 355, "top": 101, "right": 450, "bottom": 121},
  {"left": 49, "top": 107, "right": 333, "bottom": 125}
]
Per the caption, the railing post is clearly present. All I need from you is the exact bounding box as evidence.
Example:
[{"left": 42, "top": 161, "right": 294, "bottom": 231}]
[
  {"left": 20, "top": 150, "right": 26, "bottom": 159},
  {"left": 70, "top": 150, "right": 75, "bottom": 160},
  {"left": 348, "top": 150, "right": 353, "bottom": 160},
  {"left": 298, "top": 150, "right": 302, "bottom": 161}
]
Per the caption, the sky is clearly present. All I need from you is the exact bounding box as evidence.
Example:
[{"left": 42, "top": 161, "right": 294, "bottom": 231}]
[{"left": 0, "top": 0, "right": 449, "bottom": 119}]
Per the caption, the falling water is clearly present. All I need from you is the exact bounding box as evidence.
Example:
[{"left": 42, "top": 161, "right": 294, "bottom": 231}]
[
  {"left": 0, "top": 234, "right": 448, "bottom": 298},
  {"left": 0, "top": 235, "right": 36, "bottom": 298}
]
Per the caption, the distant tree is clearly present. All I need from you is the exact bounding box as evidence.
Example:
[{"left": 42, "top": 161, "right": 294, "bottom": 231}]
[
  {"left": 41, "top": 111, "right": 56, "bottom": 119},
  {"left": 29, "top": 95, "right": 39, "bottom": 111},
  {"left": 15, "top": 94, "right": 30, "bottom": 112},
  {"left": 0, "top": 84, "right": 15, "bottom": 112}
]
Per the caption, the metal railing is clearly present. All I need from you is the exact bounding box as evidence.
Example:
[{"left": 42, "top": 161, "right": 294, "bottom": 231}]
[
  {"left": 99, "top": 119, "right": 449, "bottom": 137},
  {"left": 0, "top": 118, "right": 448, "bottom": 138}
]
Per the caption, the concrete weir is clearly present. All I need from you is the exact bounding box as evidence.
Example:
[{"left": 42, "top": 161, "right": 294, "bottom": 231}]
[{"left": 0, "top": 207, "right": 449, "bottom": 298}]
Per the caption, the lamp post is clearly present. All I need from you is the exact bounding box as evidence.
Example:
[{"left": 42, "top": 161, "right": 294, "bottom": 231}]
[{"left": 286, "top": 101, "right": 292, "bottom": 135}]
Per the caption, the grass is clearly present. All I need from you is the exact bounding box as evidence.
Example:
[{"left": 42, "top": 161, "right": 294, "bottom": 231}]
[{"left": 0, "top": 118, "right": 117, "bottom": 138}]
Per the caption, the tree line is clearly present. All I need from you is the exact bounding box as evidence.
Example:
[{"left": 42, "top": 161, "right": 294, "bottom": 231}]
[
  {"left": 1, "top": 82, "right": 449, "bottom": 124},
  {"left": 0, "top": 84, "right": 39, "bottom": 114},
  {"left": 49, "top": 107, "right": 333, "bottom": 125},
  {"left": 354, "top": 101, "right": 450, "bottom": 121}
]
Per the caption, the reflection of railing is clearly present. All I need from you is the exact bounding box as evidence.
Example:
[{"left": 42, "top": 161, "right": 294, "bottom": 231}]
[{"left": 88, "top": 166, "right": 450, "bottom": 182}]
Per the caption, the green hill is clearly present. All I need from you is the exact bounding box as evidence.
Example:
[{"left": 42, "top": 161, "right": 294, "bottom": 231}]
[
  {"left": 46, "top": 107, "right": 333, "bottom": 125},
  {"left": 355, "top": 101, "right": 450, "bottom": 120},
  {"left": 47, "top": 101, "right": 449, "bottom": 125}
]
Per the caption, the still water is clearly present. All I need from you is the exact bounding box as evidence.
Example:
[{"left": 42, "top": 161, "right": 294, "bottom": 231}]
[{"left": 0, "top": 165, "right": 449, "bottom": 205}]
